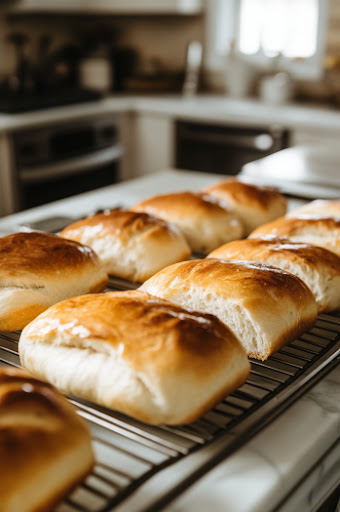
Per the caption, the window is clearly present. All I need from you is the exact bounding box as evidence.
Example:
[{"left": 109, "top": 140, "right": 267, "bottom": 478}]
[{"left": 205, "top": 0, "right": 329, "bottom": 80}]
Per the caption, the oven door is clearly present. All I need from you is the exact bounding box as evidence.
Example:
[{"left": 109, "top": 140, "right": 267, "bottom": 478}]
[
  {"left": 176, "top": 121, "right": 290, "bottom": 175},
  {"left": 16, "top": 145, "right": 122, "bottom": 210}
]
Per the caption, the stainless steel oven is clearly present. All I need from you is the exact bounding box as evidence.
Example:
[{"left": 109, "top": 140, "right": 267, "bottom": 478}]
[
  {"left": 11, "top": 114, "right": 122, "bottom": 211},
  {"left": 176, "top": 120, "right": 290, "bottom": 175}
]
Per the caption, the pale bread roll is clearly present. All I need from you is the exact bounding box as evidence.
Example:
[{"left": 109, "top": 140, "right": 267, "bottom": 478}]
[
  {"left": 0, "top": 367, "right": 94, "bottom": 512},
  {"left": 249, "top": 217, "right": 340, "bottom": 257},
  {"left": 208, "top": 237, "right": 340, "bottom": 313},
  {"left": 0, "top": 232, "right": 108, "bottom": 331},
  {"left": 203, "top": 179, "right": 287, "bottom": 236},
  {"left": 287, "top": 199, "right": 340, "bottom": 220},
  {"left": 131, "top": 191, "right": 243, "bottom": 254},
  {"left": 140, "top": 259, "right": 317, "bottom": 360},
  {"left": 19, "top": 290, "right": 250, "bottom": 425},
  {"left": 60, "top": 209, "right": 191, "bottom": 282}
]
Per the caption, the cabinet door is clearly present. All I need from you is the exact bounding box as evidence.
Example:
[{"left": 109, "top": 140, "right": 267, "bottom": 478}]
[
  {"left": 291, "top": 129, "right": 340, "bottom": 146},
  {"left": 133, "top": 114, "right": 174, "bottom": 177}
]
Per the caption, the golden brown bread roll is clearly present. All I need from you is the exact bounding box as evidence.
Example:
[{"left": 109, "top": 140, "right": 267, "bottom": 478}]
[
  {"left": 0, "top": 232, "right": 108, "bottom": 331},
  {"left": 0, "top": 367, "right": 94, "bottom": 512},
  {"left": 249, "top": 216, "right": 340, "bottom": 257},
  {"left": 140, "top": 258, "right": 318, "bottom": 360},
  {"left": 287, "top": 199, "right": 340, "bottom": 219},
  {"left": 60, "top": 209, "right": 191, "bottom": 282},
  {"left": 208, "top": 236, "right": 340, "bottom": 313},
  {"left": 131, "top": 191, "right": 243, "bottom": 254},
  {"left": 203, "top": 179, "right": 287, "bottom": 236},
  {"left": 19, "top": 290, "right": 250, "bottom": 425}
]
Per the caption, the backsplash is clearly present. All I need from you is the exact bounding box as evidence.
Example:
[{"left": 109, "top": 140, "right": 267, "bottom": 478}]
[{"left": 1, "top": 0, "right": 340, "bottom": 98}]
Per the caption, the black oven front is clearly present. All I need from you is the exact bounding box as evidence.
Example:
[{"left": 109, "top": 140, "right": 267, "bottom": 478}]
[{"left": 12, "top": 115, "right": 122, "bottom": 211}]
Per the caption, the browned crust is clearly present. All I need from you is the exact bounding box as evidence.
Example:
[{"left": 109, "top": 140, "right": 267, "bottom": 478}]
[
  {"left": 208, "top": 237, "right": 340, "bottom": 272},
  {"left": 60, "top": 209, "right": 180, "bottom": 242},
  {"left": 0, "top": 368, "right": 94, "bottom": 509},
  {"left": 23, "top": 290, "right": 245, "bottom": 380},
  {"left": 0, "top": 304, "right": 47, "bottom": 332},
  {"left": 131, "top": 191, "right": 232, "bottom": 218},
  {"left": 0, "top": 232, "right": 100, "bottom": 278},
  {"left": 203, "top": 179, "right": 287, "bottom": 211},
  {"left": 250, "top": 216, "right": 340, "bottom": 238}
]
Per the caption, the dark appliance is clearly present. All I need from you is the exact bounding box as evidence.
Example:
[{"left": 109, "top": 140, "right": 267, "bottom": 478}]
[
  {"left": 176, "top": 120, "right": 290, "bottom": 175},
  {"left": 12, "top": 114, "right": 122, "bottom": 211}
]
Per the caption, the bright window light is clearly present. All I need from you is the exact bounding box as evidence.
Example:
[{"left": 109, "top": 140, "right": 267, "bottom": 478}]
[{"left": 239, "top": 0, "right": 318, "bottom": 58}]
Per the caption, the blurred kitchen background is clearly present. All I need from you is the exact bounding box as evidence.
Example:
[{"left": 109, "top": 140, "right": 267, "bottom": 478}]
[{"left": 1, "top": 0, "right": 340, "bottom": 216}]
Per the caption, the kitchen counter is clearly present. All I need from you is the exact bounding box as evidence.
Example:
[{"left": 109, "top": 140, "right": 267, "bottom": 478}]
[
  {"left": 1, "top": 94, "right": 340, "bottom": 133},
  {"left": 0, "top": 169, "right": 339, "bottom": 512}
]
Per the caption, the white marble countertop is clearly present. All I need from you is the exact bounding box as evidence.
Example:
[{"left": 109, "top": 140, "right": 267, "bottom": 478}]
[
  {"left": 1, "top": 94, "right": 340, "bottom": 134},
  {"left": 0, "top": 169, "right": 339, "bottom": 512}
]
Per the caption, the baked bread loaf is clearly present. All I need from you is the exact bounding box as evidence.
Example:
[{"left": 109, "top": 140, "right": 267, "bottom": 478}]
[
  {"left": 208, "top": 236, "right": 340, "bottom": 313},
  {"left": 0, "top": 367, "right": 94, "bottom": 512},
  {"left": 140, "top": 259, "right": 317, "bottom": 360},
  {"left": 60, "top": 209, "right": 191, "bottom": 282},
  {"left": 287, "top": 199, "right": 340, "bottom": 219},
  {"left": 131, "top": 191, "right": 243, "bottom": 254},
  {"left": 0, "top": 232, "right": 108, "bottom": 331},
  {"left": 19, "top": 290, "right": 250, "bottom": 425},
  {"left": 249, "top": 217, "right": 340, "bottom": 257},
  {"left": 203, "top": 179, "right": 287, "bottom": 236}
]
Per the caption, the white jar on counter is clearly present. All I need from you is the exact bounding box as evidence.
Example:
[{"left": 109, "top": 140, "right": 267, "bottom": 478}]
[
  {"left": 79, "top": 57, "right": 112, "bottom": 93},
  {"left": 259, "top": 72, "right": 295, "bottom": 104}
]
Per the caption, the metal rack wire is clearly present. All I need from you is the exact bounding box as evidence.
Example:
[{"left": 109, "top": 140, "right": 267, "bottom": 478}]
[{"left": 1, "top": 302, "right": 339, "bottom": 511}]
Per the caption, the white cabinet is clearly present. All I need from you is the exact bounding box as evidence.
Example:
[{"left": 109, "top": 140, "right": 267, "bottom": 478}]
[
  {"left": 291, "top": 128, "right": 340, "bottom": 146},
  {"left": 120, "top": 112, "right": 175, "bottom": 179}
]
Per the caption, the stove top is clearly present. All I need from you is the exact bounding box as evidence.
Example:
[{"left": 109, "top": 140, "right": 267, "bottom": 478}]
[{"left": 0, "top": 87, "right": 102, "bottom": 113}]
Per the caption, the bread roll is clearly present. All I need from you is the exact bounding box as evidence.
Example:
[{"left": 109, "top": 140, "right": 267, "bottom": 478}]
[
  {"left": 140, "top": 259, "right": 317, "bottom": 360},
  {"left": 60, "top": 209, "right": 191, "bottom": 282},
  {"left": 287, "top": 199, "right": 340, "bottom": 220},
  {"left": 203, "top": 179, "right": 287, "bottom": 236},
  {"left": 0, "top": 367, "right": 94, "bottom": 512},
  {"left": 131, "top": 191, "right": 243, "bottom": 254},
  {"left": 208, "top": 237, "right": 340, "bottom": 313},
  {"left": 19, "top": 290, "right": 250, "bottom": 425},
  {"left": 249, "top": 217, "right": 340, "bottom": 257},
  {"left": 0, "top": 232, "right": 108, "bottom": 331}
]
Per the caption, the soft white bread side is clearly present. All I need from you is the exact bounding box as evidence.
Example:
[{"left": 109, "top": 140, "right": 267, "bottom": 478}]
[
  {"left": 287, "top": 199, "right": 340, "bottom": 219},
  {"left": 19, "top": 290, "right": 250, "bottom": 425},
  {"left": 0, "top": 367, "right": 94, "bottom": 512},
  {"left": 60, "top": 209, "right": 191, "bottom": 282},
  {"left": 249, "top": 217, "right": 340, "bottom": 257},
  {"left": 140, "top": 259, "right": 317, "bottom": 360},
  {"left": 208, "top": 237, "right": 340, "bottom": 313},
  {"left": 131, "top": 191, "right": 243, "bottom": 254},
  {"left": 203, "top": 179, "right": 287, "bottom": 236},
  {"left": 0, "top": 232, "right": 108, "bottom": 331}
]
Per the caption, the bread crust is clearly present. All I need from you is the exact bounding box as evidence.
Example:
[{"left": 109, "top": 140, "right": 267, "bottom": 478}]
[
  {"left": 19, "top": 290, "right": 250, "bottom": 425},
  {"left": 131, "top": 191, "right": 243, "bottom": 253},
  {"left": 60, "top": 209, "right": 191, "bottom": 282},
  {"left": 209, "top": 237, "right": 340, "bottom": 312},
  {"left": 0, "top": 232, "right": 108, "bottom": 331},
  {"left": 203, "top": 179, "right": 287, "bottom": 235},
  {"left": 0, "top": 367, "right": 94, "bottom": 512},
  {"left": 140, "top": 258, "right": 317, "bottom": 360},
  {"left": 249, "top": 217, "right": 340, "bottom": 257},
  {"left": 287, "top": 199, "right": 340, "bottom": 219}
]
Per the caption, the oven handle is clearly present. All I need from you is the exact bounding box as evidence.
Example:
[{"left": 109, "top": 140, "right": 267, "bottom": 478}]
[
  {"left": 20, "top": 145, "right": 123, "bottom": 183},
  {"left": 179, "top": 129, "right": 276, "bottom": 151}
]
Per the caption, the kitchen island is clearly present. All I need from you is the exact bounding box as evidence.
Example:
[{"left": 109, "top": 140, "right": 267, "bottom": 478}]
[{"left": 0, "top": 169, "right": 339, "bottom": 512}]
